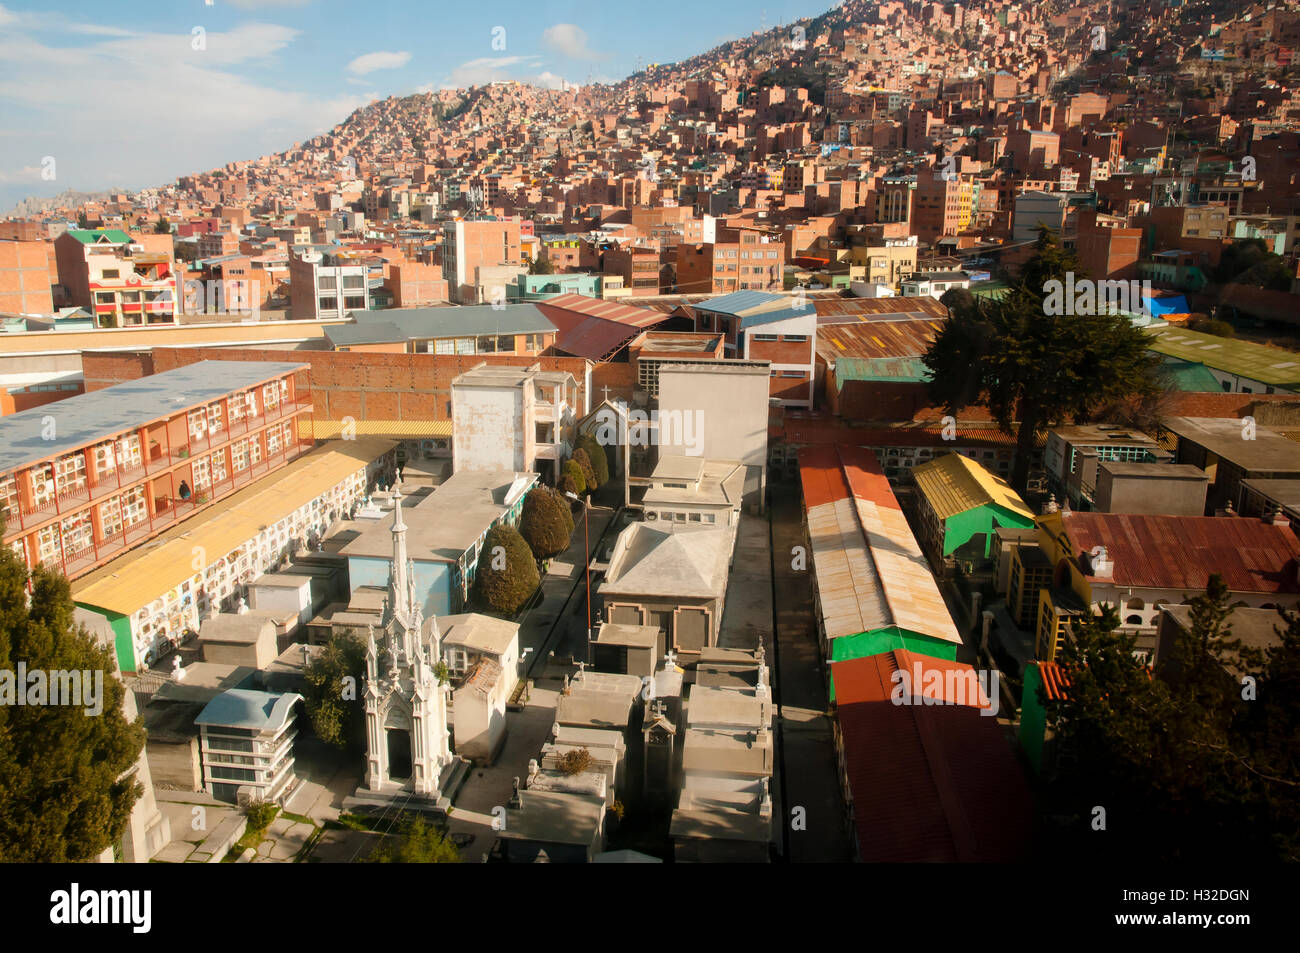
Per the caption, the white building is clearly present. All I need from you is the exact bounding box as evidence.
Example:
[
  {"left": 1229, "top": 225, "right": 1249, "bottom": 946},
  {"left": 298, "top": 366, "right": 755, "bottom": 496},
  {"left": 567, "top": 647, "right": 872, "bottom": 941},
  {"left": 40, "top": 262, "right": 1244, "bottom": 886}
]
[
  {"left": 451, "top": 362, "right": 578, "bottom": 483},
  {"left": 195, "top": 688, "right": 303, "bottom": 805}
]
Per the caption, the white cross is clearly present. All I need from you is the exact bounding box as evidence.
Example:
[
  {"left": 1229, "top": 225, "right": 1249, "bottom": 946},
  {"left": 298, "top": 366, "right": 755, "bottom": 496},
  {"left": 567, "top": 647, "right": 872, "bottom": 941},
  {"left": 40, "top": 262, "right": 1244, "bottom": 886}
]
[{"left": 601, "top": 384, "right": 612, "bottom": 402}]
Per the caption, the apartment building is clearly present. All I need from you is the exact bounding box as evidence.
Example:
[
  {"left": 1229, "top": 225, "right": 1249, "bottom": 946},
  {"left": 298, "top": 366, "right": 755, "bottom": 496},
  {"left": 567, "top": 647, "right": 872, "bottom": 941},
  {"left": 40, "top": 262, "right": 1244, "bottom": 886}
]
[
  {"left": 288, "top": 248, "right": 370, "bottom": 319},
  {"left": 0, "top": 240, "right": 54, "bottom": 315},
  {"left": 53, "top": 228, "right": 179, "bottom": 327},
  {"left": 674, "top": 231, "right": 784, "bottom": 296},
  {"left": 442, "top": 218, "right": 523, "bottom": 304},
  {"left": 0, "top": 361, "right": 313, "bottom": 581}
]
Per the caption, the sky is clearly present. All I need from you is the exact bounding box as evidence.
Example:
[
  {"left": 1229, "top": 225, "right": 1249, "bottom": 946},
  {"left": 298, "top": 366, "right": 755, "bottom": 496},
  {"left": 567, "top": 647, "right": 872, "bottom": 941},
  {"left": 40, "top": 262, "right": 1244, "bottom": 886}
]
[{"left": 0, "top": 0, "right": 834, "bottom": 213}]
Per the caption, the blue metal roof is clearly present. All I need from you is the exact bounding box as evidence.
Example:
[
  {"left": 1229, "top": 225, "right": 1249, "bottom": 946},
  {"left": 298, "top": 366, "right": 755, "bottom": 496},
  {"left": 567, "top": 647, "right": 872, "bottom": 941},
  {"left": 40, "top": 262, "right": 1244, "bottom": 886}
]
[
  {"left": 694, "top": 290, "right": 784, "bottom": 315},
  {"left": 740, "top": 305, "right": 814, "bottom": 329},
  {"left": 195, "top": 689, "right": 302, "bottom": 732}
]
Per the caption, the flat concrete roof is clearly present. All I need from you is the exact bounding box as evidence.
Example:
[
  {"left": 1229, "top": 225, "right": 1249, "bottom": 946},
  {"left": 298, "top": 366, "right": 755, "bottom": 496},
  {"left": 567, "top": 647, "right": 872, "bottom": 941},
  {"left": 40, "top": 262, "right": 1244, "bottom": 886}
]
[
  {"left": 340, "top": 469, "right": 537, "bottom": 562},
  {"left": 1099, "top": 460, "right": 1208, "bottom": 481},
  {"left": 593, "top": 622, "right": 660, "bottom": 648},
  {"left": 1167, "top": 416, "right": 1300, "bottom": 473},
  {"left": 0, "top": 360, "right": 307, "bottom": 474},
  {"left": 440, "top": 612, "right": 519, "bottom": 656},
  {"left": 650, "top": 455, "right": 705, "bottom": 483}
]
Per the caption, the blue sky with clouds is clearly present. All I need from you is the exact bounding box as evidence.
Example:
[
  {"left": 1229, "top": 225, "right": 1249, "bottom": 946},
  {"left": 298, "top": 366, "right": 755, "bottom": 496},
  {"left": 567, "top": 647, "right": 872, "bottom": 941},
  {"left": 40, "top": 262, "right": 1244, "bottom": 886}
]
[{"left": 0, "top": 0, "right": 832, "bottom": 212}]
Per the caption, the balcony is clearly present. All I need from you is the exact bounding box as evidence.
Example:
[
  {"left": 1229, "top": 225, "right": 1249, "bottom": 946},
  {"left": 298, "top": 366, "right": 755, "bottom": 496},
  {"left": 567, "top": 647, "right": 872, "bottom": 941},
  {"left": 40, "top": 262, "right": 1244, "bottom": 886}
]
[{"left": 9, "top": 438, "right": 312, "bottom": 581}]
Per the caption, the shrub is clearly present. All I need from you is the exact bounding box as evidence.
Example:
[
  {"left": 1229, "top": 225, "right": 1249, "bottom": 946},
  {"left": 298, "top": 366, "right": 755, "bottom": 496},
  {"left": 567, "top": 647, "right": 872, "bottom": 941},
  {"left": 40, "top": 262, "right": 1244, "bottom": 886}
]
[
  {"left": 557, "top": 747, "right": 592, "bottom": 775},
  {"left": 572, "top": 449, "right": 597, "bottom": 492},
  {"left": 562, "top": 459, "right": 586, "bottom": 496},
  {"left": 474, "top": 524, "right": 540, "bottom": 615},
  {"left": 576, "top": 433, "right": 610, "bottom": 487},
  {"left": 519, "top": 486, "right": 573, "bottom": 560},
  {"left": 244, "top": 801, "right": 279, "bottom": 832}
]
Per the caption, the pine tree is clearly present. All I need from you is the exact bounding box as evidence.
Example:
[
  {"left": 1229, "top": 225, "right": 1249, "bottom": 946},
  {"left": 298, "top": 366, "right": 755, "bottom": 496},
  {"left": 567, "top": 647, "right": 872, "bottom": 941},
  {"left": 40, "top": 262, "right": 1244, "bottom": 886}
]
[
  {"left": 0, "top": 526, "right": 146, "bottom": 862},
  {"left": 924, "top": 228, "right": 1161, "bottom": 493},
  {"left": 571, "top": 449, "right": 597, "bottom": 493},
  {"left": 576, "top": 433, "right": 610, "bottom": 487}
]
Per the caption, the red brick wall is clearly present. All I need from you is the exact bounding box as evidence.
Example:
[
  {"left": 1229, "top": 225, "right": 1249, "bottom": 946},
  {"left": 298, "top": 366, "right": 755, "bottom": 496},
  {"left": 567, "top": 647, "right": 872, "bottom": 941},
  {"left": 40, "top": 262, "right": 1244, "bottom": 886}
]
[
  {"left": 82, "top": 347, "right": 592, "bottom": 424},
  {"left": 746, "top": 337, "right": 813, "bottom": 364},
  {"left": 590, "top": 361, "right": 637, "bottom": 404}
]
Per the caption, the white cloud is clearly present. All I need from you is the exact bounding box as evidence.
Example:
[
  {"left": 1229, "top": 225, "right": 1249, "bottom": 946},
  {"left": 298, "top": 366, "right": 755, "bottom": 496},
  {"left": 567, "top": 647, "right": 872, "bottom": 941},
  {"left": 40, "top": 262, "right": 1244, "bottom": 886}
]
[
  {"left": 540, "top": 23, "right": 607, "bottom": 61},
  {"left": 0, "top": 165, "right": 44, "bottom": 184},
  {"left": 0, "top": 21, "right": 366, "bottom": 197},
  {"left": 440, "top": 55, "right": 542, "bottom": 89},
  {"left": 347, "top": 50, "right": 411, "bottom": 75}
]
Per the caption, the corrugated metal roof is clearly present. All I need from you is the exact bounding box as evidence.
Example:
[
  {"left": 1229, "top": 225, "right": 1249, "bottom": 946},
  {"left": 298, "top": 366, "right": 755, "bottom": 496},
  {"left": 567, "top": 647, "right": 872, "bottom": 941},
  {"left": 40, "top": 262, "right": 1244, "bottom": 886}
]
[
  {"left": 301, "top": 418, "right": 452, "bottom": 439},
  {"left": 798, "top": 445, "right": 961, "bottom": 645},
  {"left": 535, "top": 303, "right": 642, "bottom": 361},
  {"left": 694, "top": 289, "right": 784, "bottom": 315},
  {"left": 1147, "top": 326, "right": 1300, "bottom": 389},
  {"left": 816, "top": 317, "right": 942, "bottom": 362},
  {"left": 538, "top": 293, "right": 667, "bottom": 328},
  {"left": 833, "top": 356, "right": 930, "bottom": 382},
  {"left": 73, "top": 437, "right": 396, "bottom": 616},
  {"left": 1060, "top": 511, "right": 1300, "bottom": 593},
  {"left": 833, "top": 650, "right": 1034, "bottom": 862},
  {"left": 912, "top": 452, "right": 1034, "bottom": 521},
  {"left": 813, "top": 297, "right": 948, "bottom": 320}
]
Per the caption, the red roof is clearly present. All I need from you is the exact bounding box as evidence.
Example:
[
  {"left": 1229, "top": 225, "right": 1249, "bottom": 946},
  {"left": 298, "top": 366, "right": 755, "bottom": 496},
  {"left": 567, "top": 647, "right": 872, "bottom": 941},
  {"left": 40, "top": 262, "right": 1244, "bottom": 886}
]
[
  {"left": 535, "top": 294, "right": 673, "bottom": 361},
  {"left": 1061, "top": 511, "right": 1300, "bottom": 593},
  {"left": 833, "top": 651, "right": 1034, "bottom": 862},
  {"left": 797, "top": 444, "right": 899, "bottom": 511}
]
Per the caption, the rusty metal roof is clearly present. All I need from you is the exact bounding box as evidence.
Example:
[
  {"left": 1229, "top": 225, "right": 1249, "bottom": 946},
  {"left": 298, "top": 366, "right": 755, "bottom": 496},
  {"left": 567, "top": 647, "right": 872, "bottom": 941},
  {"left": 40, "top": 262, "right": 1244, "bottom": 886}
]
[
  {"left": 832, "top": 650, "right": 1034, "bottom": 862},
  {"left": 817, "top": 317, "right": 944, "bottom": 362},
  {"left": 1061, "top": 511, "right": 1300, "bottom": 594}
]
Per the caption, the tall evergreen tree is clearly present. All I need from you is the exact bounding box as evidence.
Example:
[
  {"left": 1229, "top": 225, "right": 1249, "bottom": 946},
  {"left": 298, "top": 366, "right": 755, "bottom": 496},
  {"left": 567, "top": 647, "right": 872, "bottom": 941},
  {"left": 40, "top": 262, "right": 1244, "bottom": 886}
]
[
  {"left": 924, "top": 228, "right": 1161, "bottom": 493},
  {"left": 0, "top": 524, "right": 145, "bottom": 862}
]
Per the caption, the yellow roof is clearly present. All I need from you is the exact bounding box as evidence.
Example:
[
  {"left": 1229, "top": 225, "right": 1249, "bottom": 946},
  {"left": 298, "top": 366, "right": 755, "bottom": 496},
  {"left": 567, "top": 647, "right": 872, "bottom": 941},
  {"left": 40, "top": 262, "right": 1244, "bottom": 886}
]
[
  {"left": 299, "top": 418, "right": 452, "bottom": 440},
  {"left": 73, "top": 437, "right": 396, "bottom": 616},
  {"left": 912, "top": 452, "right": 1033, "bottom": 522}
]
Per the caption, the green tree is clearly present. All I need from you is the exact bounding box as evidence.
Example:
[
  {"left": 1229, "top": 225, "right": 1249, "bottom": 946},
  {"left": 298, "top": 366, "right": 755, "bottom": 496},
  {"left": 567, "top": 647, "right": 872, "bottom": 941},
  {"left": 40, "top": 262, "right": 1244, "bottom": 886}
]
[
  {"left": 474, "top": 524, "right": 540, "bottom": 615},
  {"left": 576, "top": 433, "right": 610, "bottom": 487},
  {"left": 923, "top": 228, "right": 1161, "bottom": 493},
  {"left": 1041, "top": 578, "right": 1300, "bottom": 863},
  {"left": 153, "top": 216, "right": 170, "bottom": 234},
  {"left": 1214, "top": 237, "right": 1293, "bottom": 290},
  {"left": 302, "top": 632, "right": 366, "bottom": 751},
  {"left": 571, "top": 449, "right": 597, "bottom": 493},
  {"left": 562, "top": 459, "right": 587, "bottom": 496},
  {"left": 518, "top": 486, "right": 573, "bottom": 561},
  {"left": 0, "top": 523, "right": 146, "bottom": 862},
  {"left": 529, "top": 254, "right": 555, "bottom": 275},
  {"left": 368, "top": 814, "right": 460, "bottom": 863},
  {"left": 76, "top": 211, "right": 89, "bottom": 229}
]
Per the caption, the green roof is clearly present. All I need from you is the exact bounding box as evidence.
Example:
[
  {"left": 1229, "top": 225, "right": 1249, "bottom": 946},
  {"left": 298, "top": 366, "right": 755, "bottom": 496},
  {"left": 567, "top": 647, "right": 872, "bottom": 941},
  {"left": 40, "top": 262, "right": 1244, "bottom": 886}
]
[
  {"left": 1146, "top": 326, "right": 1300, "bottom": 389},
  {"left": 1160, "top": 357, "right": 1221, "bottom": 392},
  {"left": 65, "top": 228, "right": 133, "bottom": 245},
  {"left": 836, "top": 356, "right": 930, "bottom": 384}
]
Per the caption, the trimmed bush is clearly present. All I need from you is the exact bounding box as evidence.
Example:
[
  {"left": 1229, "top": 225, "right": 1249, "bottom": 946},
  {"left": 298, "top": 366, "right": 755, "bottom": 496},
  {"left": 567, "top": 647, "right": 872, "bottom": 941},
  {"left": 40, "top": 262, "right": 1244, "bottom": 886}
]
[
  {"left": 562, "top": 459, "right": 586, "bottom": 496},
  {"left": 474, "top": 524, "right": 540, "bottom": 615},
  {"left": 576, "top": 433, "right": 610, "bottom": 487},
  {"left": 519, "top": 486, "right": 573, "bottom": 560},
  {"left": 572, "top": 449, "right": 597, "bottom": 493}
]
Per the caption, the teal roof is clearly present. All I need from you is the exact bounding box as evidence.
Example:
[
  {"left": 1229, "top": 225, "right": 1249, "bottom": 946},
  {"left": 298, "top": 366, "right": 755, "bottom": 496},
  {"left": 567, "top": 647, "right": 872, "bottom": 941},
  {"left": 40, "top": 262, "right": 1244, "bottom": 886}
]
[
  {"left": 1161, "top": 357, "right": 1221, "bottom": 392},
  {"left": 195, "top": 689, "right": 302, "bottom": 732},
  {"left": 65, "top": 228, "right": 133, "bottom": 245},
  {"left": 836, "top": 356, "right": 930, "bottom": 383}
]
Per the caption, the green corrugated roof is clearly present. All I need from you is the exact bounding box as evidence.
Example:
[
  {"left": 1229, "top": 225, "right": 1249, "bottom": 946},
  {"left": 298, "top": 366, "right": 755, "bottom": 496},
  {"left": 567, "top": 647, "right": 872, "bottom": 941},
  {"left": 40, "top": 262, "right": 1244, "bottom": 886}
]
[
  {"left": 836, "top": 356, "right": 931, "bottom": 384},
  {"left": 1161, "top": 357, "right": 1221, "bottom": 392},
  {"left": 65, "top": 228, "right": 133, "bottom": 245},
  {"left": 1147, "top": 326, "right": 1300, "bottom": 389}
]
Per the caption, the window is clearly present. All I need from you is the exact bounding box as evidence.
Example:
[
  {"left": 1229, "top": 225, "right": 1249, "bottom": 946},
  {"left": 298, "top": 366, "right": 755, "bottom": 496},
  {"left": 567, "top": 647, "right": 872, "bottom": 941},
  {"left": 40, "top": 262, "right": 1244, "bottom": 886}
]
[
  {"left": 101, "top": 269, "right": 120, "bottom": 279},
  {"left": 318, "top": 296, "right": 338, "bottom": 312},
  {"left": 781, "top": 370, "right": 807, "bottom": 378},
  {"left": 753, "top": 334, "right": 778, "bottom": 342},
  {"left": 344, "top": 295, "right": 365, "bottom": 310},
  {"left": 434, "top": 338, "right": 454, "bottom": 355},
  {"left": 342, "top": 274, "right": 364, "bottom": 290},
  {"left": 783, "top": 334, "right": 808, "bottom": 343},
  {"left": 316, "top": 275, "right": 337, "bottom": 291},
  {"left": 96, "top": 292, "right": 116, "bottom": 304},
  {"left": 455, "top": 338, "right": 475, "bottom": 355}
]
